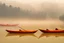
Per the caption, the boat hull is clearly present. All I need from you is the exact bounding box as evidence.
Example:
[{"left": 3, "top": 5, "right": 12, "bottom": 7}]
[
  {"left": 0, "top": 24, "right": 18, "bottom": 26},
  {"left": 6, "top": 30, "right": 37, "bottom": 33},
  {"left": 39, "top": 29, "right": 64, "bottom": 33}
]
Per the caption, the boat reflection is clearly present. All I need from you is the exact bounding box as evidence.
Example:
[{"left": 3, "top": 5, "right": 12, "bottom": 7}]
[
  {"left": 6, "top": 33, "right": 37, "bottom": 37},
  {"left": 39, "top": 33, "right": 64, "bottom": 38}
]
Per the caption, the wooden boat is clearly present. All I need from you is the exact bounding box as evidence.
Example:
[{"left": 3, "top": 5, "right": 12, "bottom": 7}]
[
  {"left": 0, "top": 24, "right": 18, "bottom": 26},
  {"left": 6, "top": 29, "right": 37, "bottom": 33},
  {"left": 39, "top": 29, "right": 64, "bottom": 33}
]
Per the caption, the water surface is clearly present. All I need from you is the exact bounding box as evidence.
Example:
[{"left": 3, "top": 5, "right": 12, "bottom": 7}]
[{"left": 0, "top": 19, "right": 64, "bottom": 43}]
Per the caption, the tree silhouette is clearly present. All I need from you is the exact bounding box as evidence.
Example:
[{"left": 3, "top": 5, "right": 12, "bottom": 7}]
[
  {"left": 0, "top": 3, "right": 21, "bottom": 18},
  {"left": 59, "top": 14, "right": 64, "bottom": 21}
]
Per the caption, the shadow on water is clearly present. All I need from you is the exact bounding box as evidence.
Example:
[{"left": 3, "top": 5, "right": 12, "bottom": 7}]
[
  {"left": 6, "top": 33, "right": 64, "bottom": 38},
  {"left": 6, "top": 33, "right": 37, "bottom": 38},
  {"left": 39, "top": 33, "right": 64, "bottom": 38}
]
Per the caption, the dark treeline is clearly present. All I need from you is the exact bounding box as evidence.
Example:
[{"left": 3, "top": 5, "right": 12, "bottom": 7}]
[
  {"left": 0, "top": 3, "right": 47, "bottom": 19},
  {"left": 59, "top": 15, "right": 64, "bottom": 21},
  {"left": 0, "top": 3, "right": 64, "bottom": 20},
  {"left": 0, "top": 3, "right": 21, "bottom": 18}
]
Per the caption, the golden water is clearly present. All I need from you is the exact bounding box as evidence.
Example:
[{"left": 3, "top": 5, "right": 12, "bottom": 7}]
[{"left": 0, "top": 19, "right": 64, "bottom": 43}]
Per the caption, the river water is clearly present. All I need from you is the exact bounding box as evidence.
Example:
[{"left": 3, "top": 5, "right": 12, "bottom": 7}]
[{"left": 0, "top": 19, "right": 64, "bottom": 43}]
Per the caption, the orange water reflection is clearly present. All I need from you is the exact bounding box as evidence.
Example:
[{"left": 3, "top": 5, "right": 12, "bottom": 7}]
[
  {"left": 6, "top": 33, "right": 64, "bottom": 38},
  {"left": 39, "top": 33, "right": 64, "bottom": 38},
  {"left": 6, "top": 33, "right": 37, "bottom": 37}
]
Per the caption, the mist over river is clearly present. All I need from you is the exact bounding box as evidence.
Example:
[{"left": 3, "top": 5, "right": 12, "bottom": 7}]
[
  {"left": 0, "top": 18, "right": 64, "bottom": 43},
  {"left": 0, "top": 0, "right": 64, "bottom": 43}
]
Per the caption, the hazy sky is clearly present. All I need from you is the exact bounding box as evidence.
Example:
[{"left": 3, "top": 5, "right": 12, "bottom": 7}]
[
  {"left": 0, "top": 0, "right": 64, "bottom": 4},
  {"left": 0, "top": 0, "right": 64, "bottom": 12},
  {"left": 0, "top": 0, "right": 64, "bottom": 10},
  {"left": 0, "top": 0, "right": 64, "bottom": 7}
]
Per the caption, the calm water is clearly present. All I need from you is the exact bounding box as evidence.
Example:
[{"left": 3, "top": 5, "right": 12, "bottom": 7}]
[{"left": 0, "top": 19, "right": 64, "bottom": 43}]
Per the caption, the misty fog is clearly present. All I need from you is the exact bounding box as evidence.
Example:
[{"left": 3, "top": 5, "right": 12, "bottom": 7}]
[
  {"left": 0, "top": 0, "right": 64, "bottom": 29},
  {"left": 0, "top": 1, "right": 64, "bottom": 21}
]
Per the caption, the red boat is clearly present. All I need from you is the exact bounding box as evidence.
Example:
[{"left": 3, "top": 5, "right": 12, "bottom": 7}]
[
  {"left": 39, "top": 29, "right": 64, "bottom": 33},
  {"left": 6, "top": 29, "right": 37, "bottom": 33},
  {"left": 0, "top": 24, "right": 18, "bottom": 26}
]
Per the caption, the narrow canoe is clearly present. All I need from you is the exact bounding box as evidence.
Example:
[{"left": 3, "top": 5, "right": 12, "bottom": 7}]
[
  {"left": 6, "top": 29, "right": 37, "bottom": 33},
  {"left": 39, "top": 29, "right": 64, "bottom": 33},
  {"left": 0, "top": 24, "right": 18, "bottom": 26}
]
